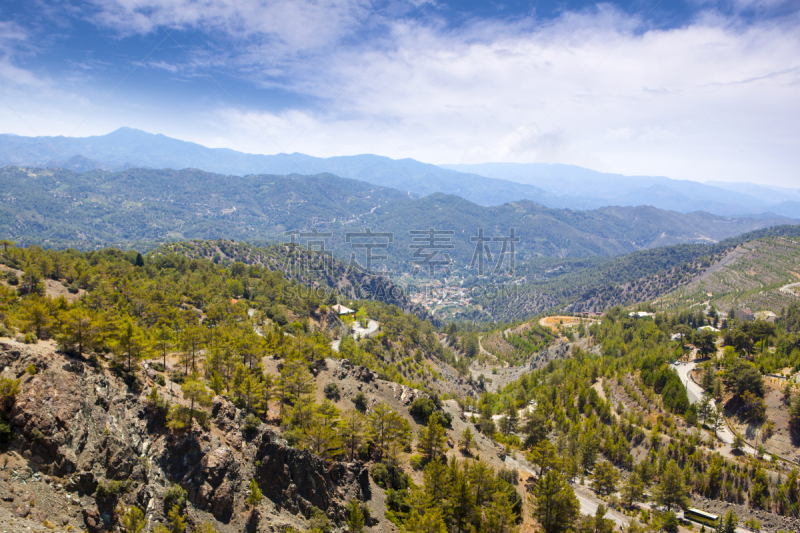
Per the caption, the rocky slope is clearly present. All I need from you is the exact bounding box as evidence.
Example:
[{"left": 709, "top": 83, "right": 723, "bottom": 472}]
[
  {"left": 0, "top": 335, "right": 495, "bottom": 533},
  {"left": 0, "top": 340, "right": 373, "bottom": 533}
]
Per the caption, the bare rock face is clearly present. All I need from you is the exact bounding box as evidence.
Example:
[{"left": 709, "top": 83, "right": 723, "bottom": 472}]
[
  {"left": 323, "top": 311, "right": 343, "bottom": 331},
  {"left": 211, "top": 395, "right": 239, "bottom": 433},
  {"left": 181, "top": 445, "right": 240, "bottom": 521},
  {"left": 202, "top": 446, "right": 237, "bottom": 486},
  {"left": 0, "top": 343, "right": 376, "bottom": 532},
  {"left": 9, "top": 359, "right": 84, "bottom": 476},
  {"left": 334, "top": 358, "right": 377, "bottom": 383},
  {"left": 14, "top": 503, "right": 30, "bottom": 518},
  {"left": 399, "top": 385, "right": 419, "bottom": 406},
  {"left": 67, "top": 471, "right": 98, "bottom": 494},
  {"left": 354, "top": 367, "right": 377, "bottom": 383},
  {"left": 82, "top": 506, "right": 106, "bottom": 533},
  {"left": 253, "top": 432, "right": 370, "bottom": 521},
  {"left": 210, "top": 480, "right": 235, "bottom": 518}
]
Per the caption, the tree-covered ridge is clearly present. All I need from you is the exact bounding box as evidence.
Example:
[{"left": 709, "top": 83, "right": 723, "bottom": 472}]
[
  {"left": 6, "top": 238, "right": 800, "bottom": 532},
  {"left": 0, "top": 242, "right": 469, "bottom": 397},
  {"left": 662, "top": 236, "right": 800, "bottom": 316},
  {"left": 153, "top": 239, "right": 440, "bottom": 325},
  {"left": 1, "top": 166, "right": 793, "bottom": 271},
  {"left": 0, "top": 240, "right": 534, "bottom": 532},
  {"left": 474, "top": 225, "right": 800, "bottom": 322},
  {"left": 440, "top": 306, "right": 800, "bottom": 533},
  {"left": 0, "top": 166, "right": 412, "bottom": 248}
]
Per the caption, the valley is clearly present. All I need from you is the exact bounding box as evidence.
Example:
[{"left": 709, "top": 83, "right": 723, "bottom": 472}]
[
  {"left": 2, "top": 235, "right": 800, "bottom": 533},
  {"left": 4, "top": 2, "right": 800, "bottom": 533}
]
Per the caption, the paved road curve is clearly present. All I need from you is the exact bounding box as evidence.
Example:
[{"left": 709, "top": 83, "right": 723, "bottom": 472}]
[
  {"left": 675, "top": 361, "right": 755, "bottom": 455},
  {"left": 504, "top": 455, "right": 630, "bottom": 528}
]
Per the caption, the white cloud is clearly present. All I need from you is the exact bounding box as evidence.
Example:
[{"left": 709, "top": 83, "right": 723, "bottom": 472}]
[
  {"left": 180, "top": 6, "right": 800, "bottom": 187},
  {"left": 87, "top": 0, "right": 403, "bottom": 54},
  {"left": 2, "top": 2, "right": 799, "bottom": 188}
]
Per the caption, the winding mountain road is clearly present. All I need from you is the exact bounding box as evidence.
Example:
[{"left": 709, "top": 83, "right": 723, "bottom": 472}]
[
  {"left": 676, "top": 361, "right": 755, "bottom": 455},
  {"left": 504, "top": 455, "right": 630, "bottom": 528}
]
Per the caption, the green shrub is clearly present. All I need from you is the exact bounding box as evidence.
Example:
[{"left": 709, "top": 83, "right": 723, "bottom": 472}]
[
  {"left": 477, "top": 418, "right": 495, "bottom": 435},
  {"left": 0, "top": 377, "right": 20, "bottom": 404},
  {"left": 310, "top": 506, "right": 331, "bottom": 533},
  {"left": 166, "top": 405, "right": 210, "bottom": 430},
  {"left": 96, "top": 479, "right": 127, "bottom": 498},
  {"left": 26, "top": 364, "right": 37, "bottom": 375},
  {"left": 121, "top": 371, "right": 143, "bottom": 393},
  {"left": 409, "top": 398, "right": 452, "bottom": 427},
  {"left": 30, "top": 427, "right": 44, "bottom": 443},
  {"left": 369, "top": 462, "right": 409, "bottom": 490},
  {"left": 370, "top": 463, "right": 389, "bottom": 487},
  {"left": 246, "top": 478, "right": 263, "bottom": 508},
  {"left": 5, "top": 272, "right": 18, "bottom": 286},
  {"left": 430, "top": 410, "right": 452, "bottom": 428},
  {"left": 360, "top": 503, "right": 372, "bottom": 523},
  {"left": 743, "top": 518, "right": 761, "bottom": 531},
  {"left": 409, "top": 454, "right": 423, "bottom": 471},
  {"left": 156, "top": 375, "right": 166, "bottom": 387},
  {"left": 386, "top": 488, "right": 411, "bottom": 514},
  {"left": 323, "top": 382, "right": 340, "bottom": 399},
  {"left": 0, "top": 419, "right": 13, "bottom": 443},
  {"left": 409, "top": 397, "right": 435, "bottom": 423},
  {"left": 498, "top": 468, "right": 518, "bottom": 485},
  {"left": 146, "top": 387, "right": 169, "bottom": 415},
  {"left": 662, "top": 511, "right": 679, "bottom": 533},
  {"left": 243, "top": 414, "right": 261, "bottom": 435},
  {"left": 352, "top": 391, "right": 368, "bottom": 412},
  {"left": 23, "top": 333, "right": 37, "bottom": 344},
  {"left": 164, "top": 484, "right": 187, "bottom": 510},
  {"left": 151, "top": 362, "right": 165, "bottom": 372},
  {"left": 286, "top": 322, "right": 305, "bottom": 336}
]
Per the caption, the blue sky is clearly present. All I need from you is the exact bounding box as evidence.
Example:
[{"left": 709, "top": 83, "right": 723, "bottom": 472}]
[{"left": 0, "top": 0, "right": 799, "bottom": 186}]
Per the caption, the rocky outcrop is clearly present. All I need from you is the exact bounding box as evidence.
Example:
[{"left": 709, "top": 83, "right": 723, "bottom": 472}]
[
  {"left": 335, "top": 358, "right": 378, "bottom": 382},
  {"left": 0, "top": 342, "right": 371, "bottom": 532},
  {"left": 176, "top": 444, "right": 240, "bottom": 521},
  {"left": 211, "top": 395, "right": 240, "bottom": 433},
  {"left": 253, "top": 431, "right": 370, "bottom": 521},
  {"left": 528, "top": 341, "right": 573, "bottom": 370}
]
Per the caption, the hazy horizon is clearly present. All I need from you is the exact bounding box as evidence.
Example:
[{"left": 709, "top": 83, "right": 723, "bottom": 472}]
[{"left": 0, "top": 1, "right": 798, "bottom": 187}]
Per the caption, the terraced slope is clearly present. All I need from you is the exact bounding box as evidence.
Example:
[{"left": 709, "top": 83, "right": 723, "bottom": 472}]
[{"left": 661, "top": 236, "right": 800, "bottom": 313}]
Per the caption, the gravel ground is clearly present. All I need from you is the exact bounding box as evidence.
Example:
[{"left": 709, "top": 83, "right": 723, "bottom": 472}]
[{"left": 691, "top": 494, "right": 800, "bottom": 533}]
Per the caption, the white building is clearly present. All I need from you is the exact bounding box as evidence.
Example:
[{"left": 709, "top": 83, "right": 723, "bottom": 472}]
[{"left": 331, "top": 304, "right": 355, "bottom": 315}]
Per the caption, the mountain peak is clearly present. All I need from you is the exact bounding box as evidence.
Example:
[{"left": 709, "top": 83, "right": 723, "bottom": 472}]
[
  {"left": 0, "top": 128, "right": 797, "bottom": 218},
  {"left": 105, "top": 127, "right": 157, "bottom": 139}
]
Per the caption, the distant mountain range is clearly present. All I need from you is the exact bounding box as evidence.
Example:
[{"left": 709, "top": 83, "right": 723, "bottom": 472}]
[
  {"left": 441, "top": 162, "right": 800, "bottom": 218},
  {"left": 1, "top": 127, "right": 798, "bottom": 218},
  {"left": 1, "top": 166, "right": 795, "bottom": 273}
]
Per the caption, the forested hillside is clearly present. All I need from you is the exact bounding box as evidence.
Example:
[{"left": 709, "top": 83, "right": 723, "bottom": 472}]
[
  {"left": 454, "top": 306, "right": 800, "bottom": 533},
  {"left": 662, "top": 236, "right": 800, "bottom": 315},
  {"left": 3, "top": 240, "right": 800, "bottom": 533},
  {"left": 0, "top": 242, "right": 489, "bottom": 532},
  {"left": 1, "top": 166, "right": 794, "bottom": 275},
  {"left": 472, "top": 225, "right": 800, "bottom": 322}
]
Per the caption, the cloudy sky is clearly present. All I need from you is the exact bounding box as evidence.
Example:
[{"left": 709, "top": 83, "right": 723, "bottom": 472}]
[{"left": 0, "top": 0, "right": 798, "bottom": 186}]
